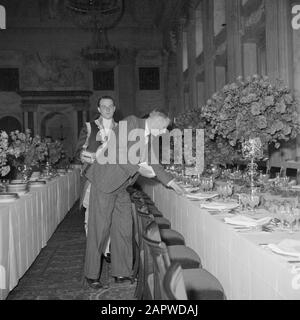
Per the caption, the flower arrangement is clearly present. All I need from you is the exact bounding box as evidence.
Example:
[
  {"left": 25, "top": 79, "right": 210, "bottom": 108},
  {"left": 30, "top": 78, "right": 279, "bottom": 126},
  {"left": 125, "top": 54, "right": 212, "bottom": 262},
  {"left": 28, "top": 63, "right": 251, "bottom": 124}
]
[
  {"left": 174, "top": 108, "right": 239, "bottom": 166},
  {"left": 202, "top": 75, "right": 300, "bottom": 150},
  {"left": 0, "top": 131, "right": 10, "bottom": 177},
  {"left": 242, "top": 137, "right": 264, "bottom": 160},
  {"left": 7, "top": 129, "right": 48, "bottom": 169},
  {"left": 45, "top": 139, "right": 64, "bottom": 165}
]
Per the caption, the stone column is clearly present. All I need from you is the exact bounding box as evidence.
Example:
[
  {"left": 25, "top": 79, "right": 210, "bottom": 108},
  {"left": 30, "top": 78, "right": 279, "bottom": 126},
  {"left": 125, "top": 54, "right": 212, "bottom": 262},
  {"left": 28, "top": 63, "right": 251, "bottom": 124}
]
[
  {"left": 266, "top": 0, "right": 296, "bottom": 162},
  {"left": 165, "top": 52, "right": 178, "bottom": 120},
  {"left": 33, "top": 111, "right": 38, "bottom": 135},
  {"left": 196, "top": 80, "right": 205, "bottom": 107},
  {"left": 265, "top": 0, "right": 280, "bottom": 83},
  {"left": 202, "top": 0, "right": 215, "bottom": 99},
  {"left": 215, "top": 66, "right": 226, "bottom": 91},
  {"left": 82, "top": 110, "right": 87, "bottom": 124},
  {"left": 277, "top": 0, "right": 294, "bottom": 88},
  {"left": 225, "top": 0, "right": 243, "bottom": 82},
  {"left": 187, "top": 7, "right": 197, "bottom": 109},
  {"left": 243, "top": 42, "right": 258, "bottom": 77},
  {"left": 23, "top": 111, "right": 28, "bottom": 130},
  {"left": 176, "top": 19, "right": 185, "bottom": 114},
  {"left": 118, "top": 49, "right": 136, "bottom": 117}
]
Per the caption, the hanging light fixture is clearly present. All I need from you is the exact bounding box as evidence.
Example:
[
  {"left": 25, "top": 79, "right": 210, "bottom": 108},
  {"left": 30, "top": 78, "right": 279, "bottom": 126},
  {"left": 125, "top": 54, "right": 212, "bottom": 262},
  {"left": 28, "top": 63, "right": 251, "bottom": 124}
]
[{"left": 66, "top": 0, "right": 124, "bottom": 70}]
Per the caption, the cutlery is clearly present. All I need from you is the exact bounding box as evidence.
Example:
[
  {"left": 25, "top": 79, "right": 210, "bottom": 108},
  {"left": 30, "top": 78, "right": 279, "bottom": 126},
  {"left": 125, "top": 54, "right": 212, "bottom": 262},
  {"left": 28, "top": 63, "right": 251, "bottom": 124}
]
[{"left": 287, "top": 260, "right": 300, "bottom": 263}]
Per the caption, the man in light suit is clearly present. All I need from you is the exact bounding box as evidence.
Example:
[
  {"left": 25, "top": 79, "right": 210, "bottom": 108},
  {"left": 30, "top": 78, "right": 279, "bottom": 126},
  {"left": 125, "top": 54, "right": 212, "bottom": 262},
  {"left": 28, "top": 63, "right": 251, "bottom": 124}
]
[{"left": 84, "top": 110, "right": 185, "bottom": 288}]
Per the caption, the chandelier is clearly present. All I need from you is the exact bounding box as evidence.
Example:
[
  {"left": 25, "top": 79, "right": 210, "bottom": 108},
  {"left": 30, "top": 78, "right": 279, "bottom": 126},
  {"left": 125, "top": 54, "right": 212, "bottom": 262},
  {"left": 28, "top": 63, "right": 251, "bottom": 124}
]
[{"left": 66, "top": 0, "right": 124, "bottom": 70}]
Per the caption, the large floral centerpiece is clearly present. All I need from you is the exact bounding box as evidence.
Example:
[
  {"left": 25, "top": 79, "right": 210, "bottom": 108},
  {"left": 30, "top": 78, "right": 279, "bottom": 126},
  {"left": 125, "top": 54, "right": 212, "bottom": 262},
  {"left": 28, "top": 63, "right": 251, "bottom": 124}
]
[
  {"left": 44, "top": 139, "right": 64, "bottom": 166},
  {"left": 202, "top": 75, "right": 300, "bottom": 152},
  {"left": 174, "top": 108, "right": 239, "bottom": 167},
  {"left": 6, "top": 129, "right": 48, "bottom": 179},
  {"left": 0, "top": 130, "right": 10, "bottom": 177}
]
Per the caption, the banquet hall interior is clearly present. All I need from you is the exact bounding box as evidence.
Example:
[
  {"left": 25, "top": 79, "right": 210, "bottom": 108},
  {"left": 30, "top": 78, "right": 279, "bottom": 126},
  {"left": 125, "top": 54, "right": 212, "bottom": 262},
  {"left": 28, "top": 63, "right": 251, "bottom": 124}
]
[{"left": 1, "top": 0, "right": 300, "bottom": 301}]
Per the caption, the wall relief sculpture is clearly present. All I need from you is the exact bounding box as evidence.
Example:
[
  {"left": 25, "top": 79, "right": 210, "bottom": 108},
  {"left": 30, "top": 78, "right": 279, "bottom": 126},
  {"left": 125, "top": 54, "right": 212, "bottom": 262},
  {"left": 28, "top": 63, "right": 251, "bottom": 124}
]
[{"left": 21, "top": 52, "right": 89, "bottom": 90}]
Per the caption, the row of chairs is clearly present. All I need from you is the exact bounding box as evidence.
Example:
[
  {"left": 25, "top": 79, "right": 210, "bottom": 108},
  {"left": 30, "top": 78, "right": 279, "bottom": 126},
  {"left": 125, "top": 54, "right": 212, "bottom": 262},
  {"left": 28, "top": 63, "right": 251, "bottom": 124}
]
[{"left": 127, "top": 185, "right": 226, "bottom": 300}]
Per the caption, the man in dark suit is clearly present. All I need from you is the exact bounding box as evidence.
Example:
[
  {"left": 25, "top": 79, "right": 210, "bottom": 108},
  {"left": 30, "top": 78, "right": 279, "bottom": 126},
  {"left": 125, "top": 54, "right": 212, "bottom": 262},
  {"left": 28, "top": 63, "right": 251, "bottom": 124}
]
[{"left": 84, "top": 111, "right": 185, "bottom": 288}]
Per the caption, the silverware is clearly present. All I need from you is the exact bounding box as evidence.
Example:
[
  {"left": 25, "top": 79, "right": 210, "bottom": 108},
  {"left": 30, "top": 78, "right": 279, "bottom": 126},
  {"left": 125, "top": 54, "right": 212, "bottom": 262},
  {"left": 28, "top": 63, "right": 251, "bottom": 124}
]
[{"left": 287, "top": 260, "right": 300, "bottom": 263}]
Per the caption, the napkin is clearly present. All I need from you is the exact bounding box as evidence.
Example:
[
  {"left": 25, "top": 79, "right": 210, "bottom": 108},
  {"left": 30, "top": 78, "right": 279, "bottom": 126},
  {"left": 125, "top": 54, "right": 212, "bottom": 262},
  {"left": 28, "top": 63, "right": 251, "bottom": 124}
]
[
  {"left": 224, "top": 215, "right": 272, "bottom": 227},
  {"left": 268, "top": 239, "right": 300, "bottom": 258}
]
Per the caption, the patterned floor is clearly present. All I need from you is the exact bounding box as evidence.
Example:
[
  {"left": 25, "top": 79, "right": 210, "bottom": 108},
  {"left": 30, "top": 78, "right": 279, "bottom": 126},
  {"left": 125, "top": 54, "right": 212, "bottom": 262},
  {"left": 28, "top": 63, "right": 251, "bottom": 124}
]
[{"left": 7, "top": 202, "right": 137, "bottom": 300}]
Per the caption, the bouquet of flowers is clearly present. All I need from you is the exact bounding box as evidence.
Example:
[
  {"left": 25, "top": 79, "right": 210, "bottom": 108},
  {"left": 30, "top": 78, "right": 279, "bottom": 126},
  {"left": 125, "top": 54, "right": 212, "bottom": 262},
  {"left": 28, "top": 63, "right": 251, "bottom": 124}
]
[
  {"left": 0, "top": 130, "right": 10, "bottom": 177},
  {"left": 45, "top": 139, "right": 64, "bottom": 165},
  {"left": 242, "top": 137, "right": 264, "bottom": 160},
  {"left": 202, "top": 75, "right": 300, "bottom": 150},
  {"left": 174, "top": 108, "right": 239, "bottom": 166},
  {"left": 7, "top": 129, "right": 48, "bottom": 169}
]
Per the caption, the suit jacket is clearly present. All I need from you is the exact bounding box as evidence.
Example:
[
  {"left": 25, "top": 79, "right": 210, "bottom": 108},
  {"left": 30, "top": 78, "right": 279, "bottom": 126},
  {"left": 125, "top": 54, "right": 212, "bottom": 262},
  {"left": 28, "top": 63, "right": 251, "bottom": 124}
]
[
  {"left": 74, "top": 117, "right": 116, "bottom": 161},
  {"left": 86, "top": 115, "right": 173, "bottom": 193}
]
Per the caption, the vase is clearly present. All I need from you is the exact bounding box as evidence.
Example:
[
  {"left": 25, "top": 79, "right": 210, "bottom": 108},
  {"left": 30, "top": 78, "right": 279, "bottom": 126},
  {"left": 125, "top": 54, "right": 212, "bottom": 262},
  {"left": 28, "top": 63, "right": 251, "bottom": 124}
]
[{"left": 16, "top": 164, "right": 31, "bottom": 182}]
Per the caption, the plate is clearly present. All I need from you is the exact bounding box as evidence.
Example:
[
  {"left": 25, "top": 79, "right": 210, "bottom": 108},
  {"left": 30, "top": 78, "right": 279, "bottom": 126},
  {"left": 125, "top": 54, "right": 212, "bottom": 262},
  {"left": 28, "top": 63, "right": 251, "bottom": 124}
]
[
  {"left": 0, "top": 192, "right": 19, "bottom": 203},
  {"left": 29, "top": 181, "right": 46, "bottom": 187},
  {"left": 186, "top": 192, "right": 219, "bottom": 201},
  {"left": 224, "top": 215, "right": 272, "bottom": 227},
  {"left": 200, "top": 201, "right": 239, "bottom": 211},
  {"left": 268, "top": 239, "right": 300, "bottom": 258},
  {"left": 178, "top": 183, "right": 193, "bottom": 189},
  {"left": 9, "top": 179, "right": 25, "bottom": 184},
  {"left": 7, "top": 183, "right": 29, "bottom": 195},
  {"left": 184, "top": 187, "right": 200, "bottom": 193}
]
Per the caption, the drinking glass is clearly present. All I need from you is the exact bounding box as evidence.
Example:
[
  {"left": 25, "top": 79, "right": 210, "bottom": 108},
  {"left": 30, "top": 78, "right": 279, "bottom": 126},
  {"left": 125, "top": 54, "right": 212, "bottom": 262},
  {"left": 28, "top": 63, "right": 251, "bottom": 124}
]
[
  {"left": 248, "top": 188, "right": 260, "bottom": 213},
  {"left": 285, "top": 207, "right": 295, "bottom": 234},
  {"left": 292, "top": 207, "right": 300, "bottom": 231}
]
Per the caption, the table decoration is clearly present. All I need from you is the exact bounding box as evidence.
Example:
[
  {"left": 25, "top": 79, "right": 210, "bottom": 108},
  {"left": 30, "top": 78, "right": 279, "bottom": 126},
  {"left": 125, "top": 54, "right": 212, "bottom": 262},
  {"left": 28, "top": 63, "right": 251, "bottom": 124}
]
[
  {"left": 0, "top": 130, "right": 10, "bottom": 177},
  {"left": 202, "top": 75, "right": 300, "bottom": 154},
  {"left": 217, "top": 181, "right": 234, "bottom": 200},
  {"left": 6, "top": 129, "right": 48, "bottom": 181}
]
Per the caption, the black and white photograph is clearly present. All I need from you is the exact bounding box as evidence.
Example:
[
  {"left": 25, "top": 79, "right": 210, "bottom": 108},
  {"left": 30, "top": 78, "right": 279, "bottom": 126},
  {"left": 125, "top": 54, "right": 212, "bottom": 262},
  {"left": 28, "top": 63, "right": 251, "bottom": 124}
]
[{"left": 0, "top": 0, "right": 300, "bottom": 305}]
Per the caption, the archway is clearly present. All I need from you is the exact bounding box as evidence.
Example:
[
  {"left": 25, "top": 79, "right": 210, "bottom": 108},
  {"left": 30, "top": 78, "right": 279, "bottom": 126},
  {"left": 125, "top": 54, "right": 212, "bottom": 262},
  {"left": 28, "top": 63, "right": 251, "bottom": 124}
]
[
  {"left": 40, "top": 112, "right": 73, "bottom": 157},
  {"left": 0, "top": 116, "right": 22, "bottom": 133}
]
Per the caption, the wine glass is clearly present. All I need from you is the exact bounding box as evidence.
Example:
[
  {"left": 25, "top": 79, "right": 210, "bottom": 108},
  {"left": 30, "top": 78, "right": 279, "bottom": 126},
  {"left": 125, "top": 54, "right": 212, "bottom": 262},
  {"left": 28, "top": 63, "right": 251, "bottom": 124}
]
[
  {"left": 248, "top": 188, "right": 260, "bottom": 213},
  {"left": 285, "top": 207, "right": 295, "bottom": 234},
  {"left": 292, "top": 207, "right": 300, "bottom": 231}
]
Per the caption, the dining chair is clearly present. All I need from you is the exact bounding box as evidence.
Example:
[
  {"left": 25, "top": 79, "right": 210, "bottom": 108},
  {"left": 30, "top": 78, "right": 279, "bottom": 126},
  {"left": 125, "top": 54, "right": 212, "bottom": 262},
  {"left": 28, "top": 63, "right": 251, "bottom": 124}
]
[
  {"left": 133, "top": 202, "right": 199, "bottom": 299},
  {"left": 163, "top": 262, "right": 188, "bottom": 300},
  {"left": 143, "top": 221, "right": 225, "bottom": 300}
]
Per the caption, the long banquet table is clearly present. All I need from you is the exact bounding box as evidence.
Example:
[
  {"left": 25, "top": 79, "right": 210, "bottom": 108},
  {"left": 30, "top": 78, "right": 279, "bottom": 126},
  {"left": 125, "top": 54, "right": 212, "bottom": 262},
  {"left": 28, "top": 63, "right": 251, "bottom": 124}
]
[
  {"left": 0, "top": 169, "right": 80, "bottom": 300},
  {"left": 139, "top": 178, "right": 300, "bottom": 300}
]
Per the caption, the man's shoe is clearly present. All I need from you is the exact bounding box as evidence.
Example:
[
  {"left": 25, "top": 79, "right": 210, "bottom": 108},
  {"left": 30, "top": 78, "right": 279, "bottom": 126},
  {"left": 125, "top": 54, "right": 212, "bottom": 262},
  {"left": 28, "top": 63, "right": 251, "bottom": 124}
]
[
  {"left": 85, "top": 278, "right": 104, "bottom": 290},
  {"left": 114, "top": 276, "right": 135, "bottom": 284}
]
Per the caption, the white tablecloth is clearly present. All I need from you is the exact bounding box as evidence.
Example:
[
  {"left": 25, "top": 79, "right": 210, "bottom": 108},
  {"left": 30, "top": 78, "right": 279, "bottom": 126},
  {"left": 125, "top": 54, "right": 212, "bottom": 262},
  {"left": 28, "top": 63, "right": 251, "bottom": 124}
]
[
  {"left": 0, "top": 170, "right": 80, "bottom": 300},
  {"left": 140, "top": 178, "right": 300, "bottom": 300}
]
